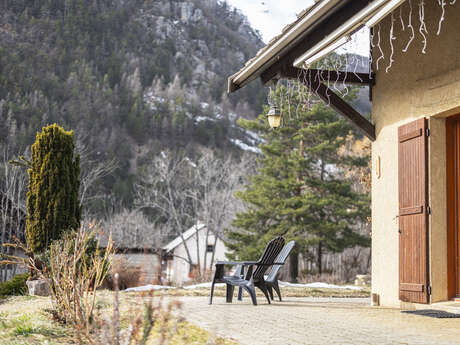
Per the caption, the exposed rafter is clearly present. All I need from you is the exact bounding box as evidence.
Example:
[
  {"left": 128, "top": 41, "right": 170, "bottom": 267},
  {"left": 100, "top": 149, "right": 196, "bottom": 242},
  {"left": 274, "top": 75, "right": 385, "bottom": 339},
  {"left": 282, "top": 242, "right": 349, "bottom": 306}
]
[
  {"left": 263, "top": 65, "right": 375, "bottom": 85},
  {"left": 277, "top": 68, "right": 376, "bottom": 141}
]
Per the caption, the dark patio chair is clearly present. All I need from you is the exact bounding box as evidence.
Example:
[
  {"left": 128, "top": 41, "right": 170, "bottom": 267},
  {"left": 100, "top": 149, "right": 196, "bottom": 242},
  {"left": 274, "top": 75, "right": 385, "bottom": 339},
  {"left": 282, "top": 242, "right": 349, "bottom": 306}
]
[
  {"left": 265, "top": 240, "right": 295, "bottom": 301},
  {"left": 209, "top": 236, "right": 285, "bottom": 306}
]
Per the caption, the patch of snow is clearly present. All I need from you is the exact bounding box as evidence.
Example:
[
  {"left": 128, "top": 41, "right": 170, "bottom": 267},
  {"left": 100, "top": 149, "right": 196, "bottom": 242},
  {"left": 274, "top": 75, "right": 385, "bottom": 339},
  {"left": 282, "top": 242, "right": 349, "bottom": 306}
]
[
  {"left": 183, "top": 282, "right": 225, "bottom": 289},
  {"left": 161, "top": 151, "right": 167, "bottom": 159},
  {"left": 245, "top": 130, "right": 265, "bottom": 143},
  {"left": 200, "top": 102, "right": 209, "bottom": 109},
  {"left": 180, "top": 281, "right": 363, "bottom": 291},
  {"left": 143, "top": 91, "right": 167, "bottom": 112},
  {"left": 230, "top": 139, "right": 261, "bottom": 154},
  {"left": 124, "top": 284, "right": 176, "bottom": 292},
  {"left": 185, "top": 157, "right": 197, "bottom": 168},
  {"left": 228, "top": 112, "right": 238, "bottom": 122},
  {"left": 278, "top": 281, "right": 364, "bottom": 290},
  {"left": 195, "top": 116, "right": 216, "bottom": 123}
]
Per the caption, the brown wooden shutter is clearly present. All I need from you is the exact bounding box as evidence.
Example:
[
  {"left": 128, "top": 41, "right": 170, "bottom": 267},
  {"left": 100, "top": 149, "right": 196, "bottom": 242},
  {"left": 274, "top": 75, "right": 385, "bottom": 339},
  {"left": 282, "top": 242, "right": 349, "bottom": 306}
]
[{"left": 398, "top": 118, "right": 429, "bottom": 304}]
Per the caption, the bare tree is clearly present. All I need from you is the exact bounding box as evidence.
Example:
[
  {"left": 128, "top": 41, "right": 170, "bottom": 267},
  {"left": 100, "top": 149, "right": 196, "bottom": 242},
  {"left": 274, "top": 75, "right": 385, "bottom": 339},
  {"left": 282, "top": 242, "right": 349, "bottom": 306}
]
[
  {"left": 135, "top": 152, "right": 195, "bottom": 266},
  {"left": 75, "top": 137, "right": 118, "bottom": 216},
  {"left": 102, "top": 208, "right": 165, "bottom": 250},
  {"left": 135, "top": 150, "right": 253, "bottom": 278},
  {"left": 190, "top": 151, "right": 252, "bottom": 272},
  {"left": 0, "top": 148, "right": 27, "bottom": 282}
]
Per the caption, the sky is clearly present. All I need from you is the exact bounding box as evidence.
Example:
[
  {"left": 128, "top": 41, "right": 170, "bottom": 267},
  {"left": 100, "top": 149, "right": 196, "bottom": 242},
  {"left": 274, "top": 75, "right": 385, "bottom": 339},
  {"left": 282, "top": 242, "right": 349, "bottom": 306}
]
[{"left": 226, "top": 0, "right": 369, "bottom": 56}]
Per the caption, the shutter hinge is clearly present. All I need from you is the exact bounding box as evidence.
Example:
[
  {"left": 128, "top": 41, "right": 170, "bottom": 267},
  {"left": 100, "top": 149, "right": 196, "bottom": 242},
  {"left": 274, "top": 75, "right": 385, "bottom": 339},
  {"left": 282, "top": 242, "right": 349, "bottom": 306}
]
[
  {"left": 427, "top": 285, "right": 432, "bottom": 295},
  {"left": 427, "top": 206, "right": 431, "bottom": 215},
  {"left": 426, "top": 128, "right": 430, "bottom": 137}
]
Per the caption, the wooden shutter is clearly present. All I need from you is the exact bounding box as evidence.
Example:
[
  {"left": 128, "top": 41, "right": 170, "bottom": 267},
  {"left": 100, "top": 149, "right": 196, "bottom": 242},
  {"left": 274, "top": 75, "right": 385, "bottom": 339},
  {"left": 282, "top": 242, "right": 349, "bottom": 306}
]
[{"left": 398, "top": 118, "right": 429, "bottom": 304}]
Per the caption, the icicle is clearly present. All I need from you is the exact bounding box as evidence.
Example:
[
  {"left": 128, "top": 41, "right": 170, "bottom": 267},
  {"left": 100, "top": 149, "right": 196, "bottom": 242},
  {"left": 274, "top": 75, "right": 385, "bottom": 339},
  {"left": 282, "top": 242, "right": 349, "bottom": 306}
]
[
  {"left": 353, "top": 54, "right": 363, "bottom": 82},
  {"left": 324, "top": 67, "right": 331, "bottom": 106},
  {"left": 418, "top": 0, "right": 428, "bottom": 54},
  {"left": 315, "top": 69, "right": 321, "bottom": 95},
  {"left": 386, "top": 12, "right": 396, "bottom": 73},
  {"left": 403, "top": 0, "right": 415, "bottom": 53},
  {"left": 342, "top": 54, "right": 349, "bottom": 97},
  {"left": 437, "top": 0, "right": 446, "bottom": 35},
  {"left": 333, "top": 58, "right": 341, "bottom": 93},
  {"left": 400, "top": 4, "right": 405, "bottom": 31},
  {"left": 375, "top": 24, "right": 384, "bottom": 70}
]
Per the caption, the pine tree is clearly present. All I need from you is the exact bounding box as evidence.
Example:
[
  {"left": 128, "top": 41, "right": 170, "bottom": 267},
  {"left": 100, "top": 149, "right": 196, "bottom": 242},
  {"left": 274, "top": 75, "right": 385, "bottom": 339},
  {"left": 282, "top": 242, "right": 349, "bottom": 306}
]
[
  {"left": 227, "top": 85, "right": 370, "bottom": 277},
  {"left": 26, "top": 124, "right": 81, "bottom": 253}
]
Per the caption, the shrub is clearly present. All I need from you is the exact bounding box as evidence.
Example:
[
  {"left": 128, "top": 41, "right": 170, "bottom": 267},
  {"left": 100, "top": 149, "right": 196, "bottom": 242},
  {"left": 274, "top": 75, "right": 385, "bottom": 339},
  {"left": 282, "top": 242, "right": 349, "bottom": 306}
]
[
  {"left": 0, "top": 273, "right": 29, "bottom": 297},
  {"left": 103, "top": 257, "right": 141, "bottom": 290},
  {"left": 45, "top": 225, "right": 113, "bottom": 334},
  {"left": 26, "top": 124, "right": 81, "bottom": 253}
]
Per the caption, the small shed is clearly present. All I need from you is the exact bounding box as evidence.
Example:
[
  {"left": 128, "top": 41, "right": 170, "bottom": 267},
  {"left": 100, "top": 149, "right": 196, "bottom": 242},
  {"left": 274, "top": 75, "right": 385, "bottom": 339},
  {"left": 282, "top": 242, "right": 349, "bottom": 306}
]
[{"left": 162, "top": 223, "right": 227, "bottom": 286}]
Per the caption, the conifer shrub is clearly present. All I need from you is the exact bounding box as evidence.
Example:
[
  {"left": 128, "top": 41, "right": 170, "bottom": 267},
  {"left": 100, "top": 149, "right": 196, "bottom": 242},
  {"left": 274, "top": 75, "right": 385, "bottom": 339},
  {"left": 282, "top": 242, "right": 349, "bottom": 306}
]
[
  {"left": 0, "top": 273, "right": 29, "bottom": 297},
  {"left": 26, "top": 124, "right": 81, "bottom": 253}
]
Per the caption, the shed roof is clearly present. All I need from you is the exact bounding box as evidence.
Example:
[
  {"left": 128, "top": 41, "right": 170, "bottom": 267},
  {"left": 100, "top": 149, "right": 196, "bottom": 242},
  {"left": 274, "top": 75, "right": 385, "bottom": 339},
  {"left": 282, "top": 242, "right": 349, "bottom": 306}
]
[{"left": 162, "top": 223, "right": 207, "bottom": 253}]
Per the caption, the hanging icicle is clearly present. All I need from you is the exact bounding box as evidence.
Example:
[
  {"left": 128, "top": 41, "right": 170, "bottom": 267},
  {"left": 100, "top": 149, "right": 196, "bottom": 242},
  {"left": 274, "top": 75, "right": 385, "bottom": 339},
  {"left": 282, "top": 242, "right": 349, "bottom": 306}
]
[
  {"left": 386, "top": 12, "right": 396, "bottom": 73},
  {"left": 369, "top": 28, "right": 374, "bottom": 80},
  {"left": 342, "top": 54, "right": 349, "bottom": 97},
  {"left": 353, "top": 54, "right": 364, "bottom": 82},
  {"left": 375, "top": 24, "right": 385, "bottom": 70},
  {"left": 437, "top": 0, "right": 446, "bottom": 35},
  {"left": 333, "top": 58, "right": 341, "bottom": 93},
  {"left": 400, "top": 4, "right": 406, "bottom": 31},
  {"left": 403, "top": 0, "right": 415, "bottom": 53},
  {"left": 418, "top": 0, "right": 428, "bottom": 54}
]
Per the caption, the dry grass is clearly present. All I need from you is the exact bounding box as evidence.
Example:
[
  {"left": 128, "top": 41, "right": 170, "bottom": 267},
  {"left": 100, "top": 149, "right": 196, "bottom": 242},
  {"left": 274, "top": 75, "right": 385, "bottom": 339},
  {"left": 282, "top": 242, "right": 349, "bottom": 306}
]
[
  {"left": 0, "top": 285, "right": 369, "bottom": 344},
  {"left": 133, "top": 285, "right": 371, "bottom": 299},
  {"left": 0, "top": 293, "right": 239, "bottom": 345}
]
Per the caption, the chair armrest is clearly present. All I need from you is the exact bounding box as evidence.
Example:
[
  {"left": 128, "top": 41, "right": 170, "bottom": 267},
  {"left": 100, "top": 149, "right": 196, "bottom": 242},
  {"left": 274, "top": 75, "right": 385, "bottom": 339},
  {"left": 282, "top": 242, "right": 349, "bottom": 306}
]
[
  {"left": 216, "top": 261, "right": 259, "bottom": 265},
  {"left": 251, "top": 262, "right": 285, "bottom": 266},
  {"left": 215, "top": 261, "right": 284, "bottom": 267}
]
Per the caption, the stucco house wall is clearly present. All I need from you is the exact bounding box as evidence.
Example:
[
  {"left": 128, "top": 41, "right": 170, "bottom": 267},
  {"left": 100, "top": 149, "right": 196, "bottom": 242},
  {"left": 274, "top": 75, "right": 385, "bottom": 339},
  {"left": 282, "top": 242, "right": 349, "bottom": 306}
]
[
  {"left": 165, "top": 226, "right": 227, "bottom": 286},
  {"left": 371, "top": 1, "right": 460, "bottom": 307}
]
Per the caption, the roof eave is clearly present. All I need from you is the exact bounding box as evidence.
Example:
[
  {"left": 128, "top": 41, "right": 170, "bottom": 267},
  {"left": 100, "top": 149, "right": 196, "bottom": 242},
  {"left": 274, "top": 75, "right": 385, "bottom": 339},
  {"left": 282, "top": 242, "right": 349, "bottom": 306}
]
[{"left": 227, "top": 0, "right": 345, "bottom": 93}]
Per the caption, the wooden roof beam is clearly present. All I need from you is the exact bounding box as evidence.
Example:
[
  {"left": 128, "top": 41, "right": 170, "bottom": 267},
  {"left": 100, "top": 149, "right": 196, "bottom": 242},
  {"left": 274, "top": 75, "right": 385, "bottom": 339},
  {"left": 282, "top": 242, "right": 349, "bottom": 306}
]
[
  {"left": 296, "top": 72, "right": 376, "bottom": 141},
  {"left": 263, "top": 65, "right": 375, "bottom": 85}
]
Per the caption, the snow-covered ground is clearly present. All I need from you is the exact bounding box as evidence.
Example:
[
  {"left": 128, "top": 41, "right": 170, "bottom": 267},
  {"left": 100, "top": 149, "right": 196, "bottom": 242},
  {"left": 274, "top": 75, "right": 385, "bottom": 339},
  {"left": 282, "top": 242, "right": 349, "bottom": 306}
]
[
  {"left": 124, "top": 281, "right": 364, "bottom": 292},
  {"left": 124, "top": 284, "right": 176, "bottom": 292},
  {"left": 278, "top": 281, "right": 364, "bottom": 291}
]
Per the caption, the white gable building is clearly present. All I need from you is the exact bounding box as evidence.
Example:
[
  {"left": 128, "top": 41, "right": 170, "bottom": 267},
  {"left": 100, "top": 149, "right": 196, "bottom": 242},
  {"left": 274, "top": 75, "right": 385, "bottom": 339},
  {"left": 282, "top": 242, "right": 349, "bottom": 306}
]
[{"left": 162, "top": 223, "right": 227, "bottom": 286}]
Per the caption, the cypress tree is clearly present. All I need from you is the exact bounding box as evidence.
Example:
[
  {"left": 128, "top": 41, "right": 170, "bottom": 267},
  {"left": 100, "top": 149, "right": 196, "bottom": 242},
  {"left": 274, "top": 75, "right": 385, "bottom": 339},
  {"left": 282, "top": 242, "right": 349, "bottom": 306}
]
[
  {"left": 227, "top": 84, "right": 370, "bottom": 277},
  {"left": 26, "top": 124, "right": 81, "bottom": 253}
]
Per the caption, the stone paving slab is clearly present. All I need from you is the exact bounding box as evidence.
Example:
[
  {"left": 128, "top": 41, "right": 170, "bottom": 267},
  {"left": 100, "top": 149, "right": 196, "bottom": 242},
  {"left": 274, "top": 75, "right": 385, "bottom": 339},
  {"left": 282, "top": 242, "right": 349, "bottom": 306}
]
[{"left": 176, "top": 296, "right": 460, "bottom": 345}]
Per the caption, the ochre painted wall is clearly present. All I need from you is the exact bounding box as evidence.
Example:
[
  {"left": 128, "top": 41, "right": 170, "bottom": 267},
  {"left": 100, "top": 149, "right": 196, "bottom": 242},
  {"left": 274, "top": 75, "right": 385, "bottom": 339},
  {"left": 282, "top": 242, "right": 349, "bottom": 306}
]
[{"left": 371, "top": 1, "right": 460, "bottom": 307}]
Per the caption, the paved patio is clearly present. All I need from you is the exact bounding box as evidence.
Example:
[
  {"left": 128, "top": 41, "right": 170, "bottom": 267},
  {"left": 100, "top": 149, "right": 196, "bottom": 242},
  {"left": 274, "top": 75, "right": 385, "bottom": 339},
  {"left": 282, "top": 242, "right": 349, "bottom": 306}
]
[{"left": 176, "top": 296, "right": 460, "bottom": 345}]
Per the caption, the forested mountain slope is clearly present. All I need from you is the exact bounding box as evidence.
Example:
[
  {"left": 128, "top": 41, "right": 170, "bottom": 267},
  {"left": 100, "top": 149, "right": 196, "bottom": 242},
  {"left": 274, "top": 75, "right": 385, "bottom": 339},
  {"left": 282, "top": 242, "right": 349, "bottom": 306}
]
[{"left": 0, "top": 0, "right": 265, "bottom": 205}]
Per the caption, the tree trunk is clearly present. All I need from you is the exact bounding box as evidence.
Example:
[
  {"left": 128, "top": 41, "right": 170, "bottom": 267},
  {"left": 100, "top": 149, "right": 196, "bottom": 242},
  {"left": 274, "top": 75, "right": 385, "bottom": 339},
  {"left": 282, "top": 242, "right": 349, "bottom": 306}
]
[
  {"left": 289, "top": 252, "right": 298, "bottom": 282},
  {"left": 209, "top": 236, "right": 218, "bottom": 270},
  {"left": 317, "top": 242, "right": 323, "bottom": 275},
  {"left": 195, "top": 223, "right": 201, "bottom": 278}
]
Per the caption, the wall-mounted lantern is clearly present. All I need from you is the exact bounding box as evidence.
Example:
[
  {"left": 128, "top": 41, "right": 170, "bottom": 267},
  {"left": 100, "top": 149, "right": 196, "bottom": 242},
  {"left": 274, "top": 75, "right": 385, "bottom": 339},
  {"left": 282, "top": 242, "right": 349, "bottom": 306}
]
[{"left": 267, "top": 104, "right": 281, "bottom": 129}]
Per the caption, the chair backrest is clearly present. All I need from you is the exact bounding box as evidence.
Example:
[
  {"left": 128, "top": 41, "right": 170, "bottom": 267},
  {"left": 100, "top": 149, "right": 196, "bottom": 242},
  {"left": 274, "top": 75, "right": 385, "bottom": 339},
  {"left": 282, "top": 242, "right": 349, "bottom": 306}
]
[
  {"left": 253, "top": 236, "right": 285, "bottom": 282},
  {"left": 266, "top": 240, "right": 295, "bottom": 282}
]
